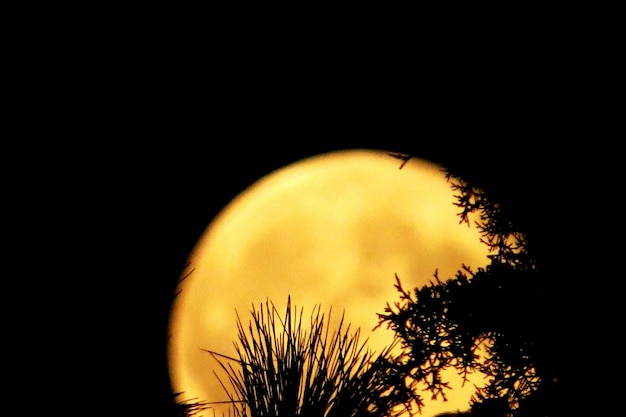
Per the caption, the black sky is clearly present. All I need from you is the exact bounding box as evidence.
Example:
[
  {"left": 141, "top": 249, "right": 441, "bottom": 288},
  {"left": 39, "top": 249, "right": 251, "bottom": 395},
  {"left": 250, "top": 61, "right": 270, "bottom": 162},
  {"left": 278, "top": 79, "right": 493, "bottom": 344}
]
[{"left": 27, "top": 20, "right": 617, "bottom": 416}]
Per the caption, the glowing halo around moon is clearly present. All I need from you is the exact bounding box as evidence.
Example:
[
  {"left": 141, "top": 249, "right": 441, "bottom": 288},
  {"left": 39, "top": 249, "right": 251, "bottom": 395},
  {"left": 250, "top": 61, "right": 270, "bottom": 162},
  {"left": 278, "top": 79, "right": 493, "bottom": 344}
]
[{"left": 168, "top": 149, "right": 491, "bottom": 416}]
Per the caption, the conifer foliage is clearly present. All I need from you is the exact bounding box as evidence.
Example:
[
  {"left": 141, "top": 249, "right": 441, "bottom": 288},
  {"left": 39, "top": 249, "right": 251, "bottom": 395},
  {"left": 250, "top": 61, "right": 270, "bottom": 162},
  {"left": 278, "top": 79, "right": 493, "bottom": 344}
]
[{"left": 375, "top": 161, "right": 560, "bottom": 417}]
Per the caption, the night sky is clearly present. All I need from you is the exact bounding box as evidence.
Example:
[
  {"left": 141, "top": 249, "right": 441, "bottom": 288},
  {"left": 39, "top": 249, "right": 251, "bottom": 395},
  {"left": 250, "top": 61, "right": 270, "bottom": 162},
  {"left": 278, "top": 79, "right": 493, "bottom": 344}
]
[{"left": 33, "top": 26, "right": 613, "bottom": 415}]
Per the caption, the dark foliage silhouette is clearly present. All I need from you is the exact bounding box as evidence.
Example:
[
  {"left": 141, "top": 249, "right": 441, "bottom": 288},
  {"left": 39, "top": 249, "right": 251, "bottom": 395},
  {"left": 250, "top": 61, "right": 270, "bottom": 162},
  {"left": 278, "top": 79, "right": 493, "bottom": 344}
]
[
  {"left": 172, "top": 392, "right": 210, "bottom": 417},
  {"left": 434, "top": 411, "right": 471, "bottom": 417},
  {"left": 375, "top": 154, "right": 563, "bottom": 416},
  {"left": 199, "top": 296, "right": 419, "bottom": 417}
]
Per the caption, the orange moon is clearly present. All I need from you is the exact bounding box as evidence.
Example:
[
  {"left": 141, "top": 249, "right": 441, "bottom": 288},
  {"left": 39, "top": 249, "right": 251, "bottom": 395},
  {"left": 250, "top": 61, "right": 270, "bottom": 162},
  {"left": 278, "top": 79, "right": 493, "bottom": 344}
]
[{"left": 168, "top": 149, "right": 490, "bottom": 416}]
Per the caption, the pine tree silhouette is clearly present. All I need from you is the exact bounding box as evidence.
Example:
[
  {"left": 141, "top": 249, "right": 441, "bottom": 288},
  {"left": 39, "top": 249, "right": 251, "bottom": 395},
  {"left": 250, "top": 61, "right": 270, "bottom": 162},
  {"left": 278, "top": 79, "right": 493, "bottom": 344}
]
[{"left": 376, "top": 154, "right": 565, "bottom": 417}]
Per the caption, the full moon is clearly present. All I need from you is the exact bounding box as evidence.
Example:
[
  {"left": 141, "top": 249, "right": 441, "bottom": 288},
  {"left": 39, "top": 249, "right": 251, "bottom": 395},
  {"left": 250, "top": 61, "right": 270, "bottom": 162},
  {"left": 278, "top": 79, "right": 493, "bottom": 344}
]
[{"left": 168, "top": 149, "right": 491, "bottom": 416}]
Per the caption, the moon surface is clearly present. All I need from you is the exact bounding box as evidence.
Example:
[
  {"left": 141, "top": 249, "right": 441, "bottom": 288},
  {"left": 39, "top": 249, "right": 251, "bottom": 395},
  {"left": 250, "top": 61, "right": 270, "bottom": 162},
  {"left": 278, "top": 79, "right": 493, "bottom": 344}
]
[{"left": 168, "top": 149, "right": 490, "bottom": 416}]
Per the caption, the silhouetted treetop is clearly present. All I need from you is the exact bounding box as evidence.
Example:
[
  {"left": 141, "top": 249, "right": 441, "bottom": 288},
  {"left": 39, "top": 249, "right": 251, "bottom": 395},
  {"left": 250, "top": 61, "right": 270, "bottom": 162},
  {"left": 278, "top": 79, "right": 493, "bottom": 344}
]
[{"left": 380, "top": 154, "right": 564, "bottom": 416}]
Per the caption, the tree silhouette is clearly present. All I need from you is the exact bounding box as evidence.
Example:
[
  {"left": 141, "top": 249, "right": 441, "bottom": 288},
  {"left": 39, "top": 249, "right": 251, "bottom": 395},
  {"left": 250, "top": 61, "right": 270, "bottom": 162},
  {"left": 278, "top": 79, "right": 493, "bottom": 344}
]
[
  {"left": 375, "top": 155, "right": 564, "bottom": 416},
  {"left": 200, "top": 296, "right": 419, "bottom": 417}
]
